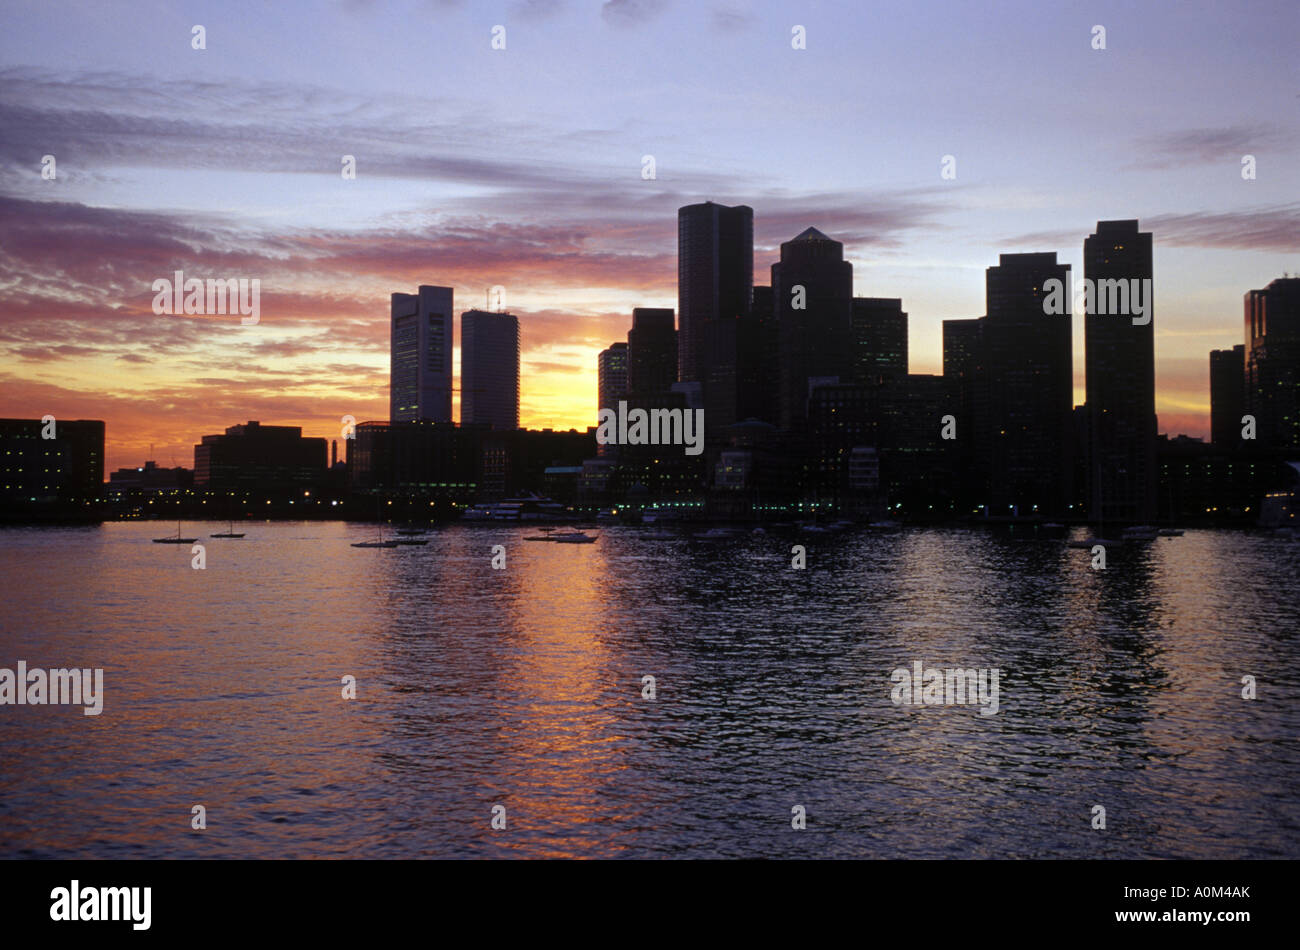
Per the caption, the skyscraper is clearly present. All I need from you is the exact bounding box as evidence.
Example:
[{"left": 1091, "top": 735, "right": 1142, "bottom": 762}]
[
  {"left": 1084, "top": 219, "right": 1156, "bottom": 523},
  {"left": 851, "top": 297, "right": 908, "bottom": 385},
  {"left": 597, "top": 342, "right": 628, "bottom": 458},
  {"left": 1210, "top": 345, "right": 1245, "bottom": 447},
  {"left": 771, "top": 227, "right": 853, "bottom": 430},
  {"left": 461, "top": 309, "right": 520, "bottom": 430},
  {"left": 626, "top": 308, "right": 676, "bottom": 397},
  {"left": 943, "top": 317, "right": 984, "bottom": 506},
  {"left": 1244, "top": 277, "right": 1300, "bottom": 450},
  {"left": 736, "top": 285, "right": 779, "bottom": 424},
  {"left": 981, "top": 252, "right": 1073, "bottom": 515},
  {"left": 678, "top": 202, "right": 753, "bottom": 432},
  {"left": 390, "top": 285, "right": 454, "bottom": 423}
]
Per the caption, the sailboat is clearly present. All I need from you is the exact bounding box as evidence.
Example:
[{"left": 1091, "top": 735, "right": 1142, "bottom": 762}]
[
  {"left": 352, "top": 496, "right": 399, "bottom": 547},
  {"left": 153, "top": 519, "right": 198, "bottom": 544},
  {"left": 1070, "top": 458, "right": 1120, "bottom": 548},
  {"left": 211, "top": 517, "right": 245, "bottom": 539},
  {"left": 552, "top": 529, "right": 598, "bottom": 544}
]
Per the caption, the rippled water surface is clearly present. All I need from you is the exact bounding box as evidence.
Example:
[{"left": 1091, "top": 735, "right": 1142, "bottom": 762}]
[{"left": 1, "top": 522, "right": 1297, "bottom": 858}]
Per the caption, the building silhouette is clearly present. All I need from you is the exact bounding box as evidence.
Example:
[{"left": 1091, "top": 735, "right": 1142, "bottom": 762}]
[
  {"left": 597, "top": 342, "right": 628, "bottom": 458},
  {"left": 980, "top": 252, "right": 1073, "bottom": 516},
  {"left": 678, "top": 202, "right": 753, "bottom": 432},
  {"left": 1210, "top": 344, "right": 1246, "bottom": 447},
  {"left": 194, "top": 421, "right": 326, "bottom": 492},
  {"left": 772, "top": 227, "right": 854, "bottom": 430},
  {"left": 390, "top": 285, "right": 454, "bottom": 423},
  {"left": 0, "top": 418, "right": 104, "bottom": 503},
  {"left": 851, "top": 297, "right": 908, "bottom": 384},
  {"left": 737, "top": 285, "right": 779, "bottom": 424},
  {"left": 108, "top": 460, "right": 192, "bottom": 492},
  {"left": 942, "top": 317, "right": 984, "bottom": 509},
  {"left": 461, "top": 309, "right": 520, "bottom": 429},
  {"left": 626, "top": 308, "right": 676, "bottom": 398},
  {"left": 597, "top": 342, "right": 628, "bottom": 414},
  {"left": 1084, "top": 220, "right": 1157, "bottom": 523},
  {"left": 1245, "top": 277, "right": 1300, "bottom": 450}
]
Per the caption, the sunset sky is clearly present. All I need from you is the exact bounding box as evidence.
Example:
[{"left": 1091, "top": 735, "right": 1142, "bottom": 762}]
[{"left": 1, "top": 0, "right": 1297, "bottom": 474}]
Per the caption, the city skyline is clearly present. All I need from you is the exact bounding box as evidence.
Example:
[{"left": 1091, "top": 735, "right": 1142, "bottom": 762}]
[
  {"left": 1, "top": 1, "right": 1297, "bottom": 475},
  {"left": 3, "top": 206, "right": 1296, "bottom": 476}
]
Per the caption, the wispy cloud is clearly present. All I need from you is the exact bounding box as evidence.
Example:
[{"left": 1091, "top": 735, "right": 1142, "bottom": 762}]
[
  {"left": 1128, "top": 124, "right": 1295, "bottom": 170},
  {"left": 601, "top": 0, "right": 669, "bottom": 28},
  {"left": 999, "top": 204, "right": 1300, "bottom": 254}
]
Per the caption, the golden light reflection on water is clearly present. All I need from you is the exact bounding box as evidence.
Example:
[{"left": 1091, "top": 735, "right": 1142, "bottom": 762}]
[{"left": 0, "top": 522, "right": 1297, "bottom": 858}]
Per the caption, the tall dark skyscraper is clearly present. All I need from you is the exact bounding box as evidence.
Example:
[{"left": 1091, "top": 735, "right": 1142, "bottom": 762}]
[
  {"left": 677, "top": 202, "right": 753, "bottom": 432},
  {"left": 1084, "top": 219, "right": 1156, "bottom": 523},
  {"left": 626, "top": 308, "right": 676, "bottom": 397},
  {"left": 1244, "top": 277, "right": 1300, "bottom": 451},
  {"left": 598, "top": 342, "right": 628, "bottom": 414},
  {"left": 597, "top": 342, "right": 628, "bottom": 458},
  {"left": 390, "top": 285, "right": 454, "bottom": 423},
  {"left": 943, "top": 317, "right": 984, "bottom": 506},
  {"left": 772, "top": 227, "right": 854, "bottom": 430},
  {"left": 851, "top": 297, "right": 908, "bottom": 385},
  {"left": 736, "top": 285, "right": 779, "bottom": 425},
  {"left": 981, "top": 252, "right": 1073, "bottom": 515},
  {"left": 1210, "top": 344, "right": 1246, "bottom": 447},
  {"left": 461, "top": 309, "right": 520, "bottom": 430},
  {"left": 942, "top": 317, "right": 984, "bottom": 381}
]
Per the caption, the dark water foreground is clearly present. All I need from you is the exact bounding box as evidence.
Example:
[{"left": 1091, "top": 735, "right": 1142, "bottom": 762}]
[{"left": 1, "top": 522, "right": 1296, "bottom": 858}]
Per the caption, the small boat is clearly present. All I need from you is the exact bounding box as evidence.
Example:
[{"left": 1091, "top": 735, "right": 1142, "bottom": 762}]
[
  {"left": 1069, "top": 537, "right": 1120, "bottom": 549},
  {"left": 211, "top": 517, "right": 245, "bottom": 539},
  {"left": 1158, "top": 528, "right": 1184, "bottom": 537},
  {"left": 693, "top": 527, "right": 740, "bottom": 539},
  {"left": 154, "top": 520, "right": 198, "bottom": 544},
  {"left": 354, "top": 497, "right": 398, "bottom": 547},
  {"left": 392, "top": 537, "right": 429, "bottom": 546},
  {"left": 552, "top": 530, "right": 597, "bottom": 544},
  {"left": 1122, "top": 525, "right": 1159, "bottom": 541},
  {"left": 524, "top": 527, "right": 558, "bottom": 542}
]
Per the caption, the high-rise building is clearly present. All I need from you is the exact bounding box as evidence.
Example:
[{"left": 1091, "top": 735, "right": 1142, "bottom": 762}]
[
  {"left": 1210, "top": 345, "right": 1246, "bottom": 447},
  {"left": 942, "top": 317, "right": 984, "bottom": 507},
  {"left": 194, "top": 421, "right": 326, "bottom": 492},
  {"left": 598, "top": 342, "right": 628, "bottom": 414},
  {"left": 0, "top": 418, "right": 104, "bottom": 502},
  {"left": 1084, "top": 220, "right": 1156, "bottom": 523},
  {"left": 771, "top": 227, "right": 854, "bottom": 430},
  {"left": 981, "top": 252, "right": 1073, "bottom": 516},
  {"left": 678, "top": 202, "right": 753, "bottom": 432},
  {"left": 390, "top": 285, "right": 454, "bottom": 423},
  {"left": 1244, "top": 277, "right": 1300, "bottom": 451},
  {"left": 626, "top": 308, "right": 676, "bottom": 397},
  {"left": 597, "top": 342, "right": 628, "bottom": 457},
  {"left": 461, "top": 309, "right": 520, "bottom": 430},
  {"left": 737, "top": 285, "right": 779, "bottom": 424},
  {"left": 851, "top": 297, "right": 908, "bottom": 385}
]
